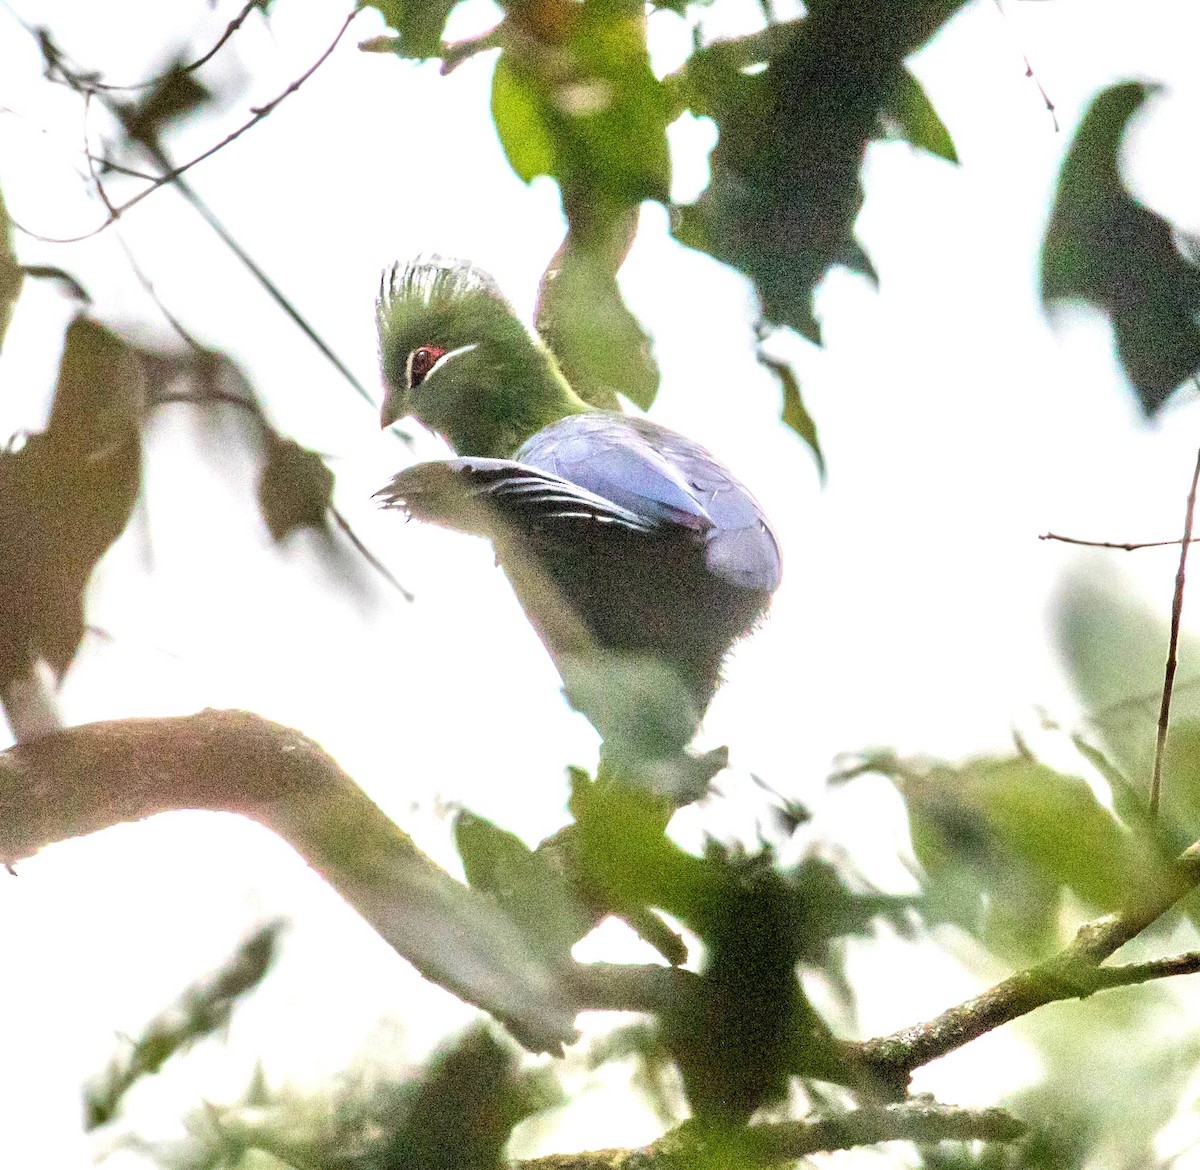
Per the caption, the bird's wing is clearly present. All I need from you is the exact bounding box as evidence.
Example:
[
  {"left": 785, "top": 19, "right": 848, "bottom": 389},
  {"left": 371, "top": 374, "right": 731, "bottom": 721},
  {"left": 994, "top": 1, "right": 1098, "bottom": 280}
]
[
  {"left": 516, "top": 414, "right": 782, "bottom": 593},
  {"left": 375, "top": 457, "right": 659, "bottom": 537}
]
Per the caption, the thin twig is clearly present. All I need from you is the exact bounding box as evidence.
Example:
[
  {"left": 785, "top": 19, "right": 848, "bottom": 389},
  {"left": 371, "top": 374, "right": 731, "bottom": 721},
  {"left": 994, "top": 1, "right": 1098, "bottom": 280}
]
[
  {"left": 438, "top": 27, "right": 504, "bottom": 74},
  {"left": 1151, "top": 447, "right": 1200, "bottom": 816},
  {"left": 1039, "top": 532, "right": 1200, "bottom": 552},
  {"left": 23, "top": 10, "right": 358, "bottom": 245},
  {"left": 82, "top": 0, "right": 267, "bottom": 93},
  {"left": 330, "top": 506, "right": 415, "bottom": 601},
  {"left": 991, "top": 0, "right": 1058, "bottom": 131}
]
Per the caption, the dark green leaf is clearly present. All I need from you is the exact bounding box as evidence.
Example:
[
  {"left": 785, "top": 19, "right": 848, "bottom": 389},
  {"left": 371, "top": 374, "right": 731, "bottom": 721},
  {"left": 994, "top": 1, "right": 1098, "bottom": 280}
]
[
  {"left": 357, "top": 0, "right": 460, "bottom": 58},
  {"left": 674, "top": 0, "right": 969, "bottom": 336},
  {"left": 536, "top": 247, "right": 658, "bottom": 410},
  {"left": 1042, "top": 82, "right": 1200, "bottom": 415},
  {"left": 117, "top": 63, "right": 213, "bottom": 144},
  {"left": 257, "top": 435, "right": 335, "bottom": 541},
  {"left": 455, "top": 811, "right": 594, "bottom": 963},
  {"left": 881, "top": 68, "right": 958, "bottom": 163},
  {"left": 377, "top": 1027, "right": 559, "bottom": 1170},
  {"left": 0, "top": 188, "right": 22, "bottom": 353},
  {"left": 568, "top": 776, "right": 851, "bottom": 1116},
  {"left": 760, "top": 350, "right": 825, "bottom": 482}
]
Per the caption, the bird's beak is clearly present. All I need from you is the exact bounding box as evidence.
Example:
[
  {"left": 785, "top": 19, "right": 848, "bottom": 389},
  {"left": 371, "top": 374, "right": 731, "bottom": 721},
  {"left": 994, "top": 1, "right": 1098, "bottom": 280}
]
[{"left": 380, "top": 389, "right": 404, "bottom": 430}]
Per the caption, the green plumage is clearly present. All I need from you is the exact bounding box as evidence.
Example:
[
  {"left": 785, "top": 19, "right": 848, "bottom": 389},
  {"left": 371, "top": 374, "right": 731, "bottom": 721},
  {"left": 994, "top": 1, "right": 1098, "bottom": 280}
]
[{"left": 378, "top": 259, "right": 590, "bottom": 460}]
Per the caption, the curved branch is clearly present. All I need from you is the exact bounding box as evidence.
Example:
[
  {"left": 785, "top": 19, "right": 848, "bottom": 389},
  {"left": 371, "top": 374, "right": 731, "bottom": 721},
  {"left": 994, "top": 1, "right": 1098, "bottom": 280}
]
[{"left": 0, "top": 710, "right": 578, "bottom": 1053}]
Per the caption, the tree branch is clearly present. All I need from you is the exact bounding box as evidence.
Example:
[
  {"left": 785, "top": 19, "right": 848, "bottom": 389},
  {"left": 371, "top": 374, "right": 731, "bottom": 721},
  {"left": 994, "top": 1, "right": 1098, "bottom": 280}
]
[
  {"left": 0, "top": 710, "right": 578, "bottom": 1053},
  {"left": 853, "top": 836, "right": 1200, "bottom": 1093},
  {"left": 27, "top": 10, "right": 358, "bottom": 244},
  {"left": 1151, "top": 446, "right": 1200, "bottom": 815},
  {"left": 1039, "top": 531, "right": 1200, "bottom": 551},
  {"left": 520, "top": 1102, "right": 1026, "bottom": 1168}
]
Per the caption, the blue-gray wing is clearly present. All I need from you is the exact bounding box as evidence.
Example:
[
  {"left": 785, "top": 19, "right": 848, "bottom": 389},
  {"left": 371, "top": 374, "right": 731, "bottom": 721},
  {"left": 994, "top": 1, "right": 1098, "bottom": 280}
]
[{"left": 516, "top": 413, "right": 782, "bottom": 593}]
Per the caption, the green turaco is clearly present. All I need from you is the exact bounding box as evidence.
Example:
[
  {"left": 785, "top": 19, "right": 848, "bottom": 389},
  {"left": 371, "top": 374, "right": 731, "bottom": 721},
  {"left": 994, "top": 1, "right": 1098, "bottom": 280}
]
[{"left": 375, "top": 256, "right": 781, "bottom": 760}]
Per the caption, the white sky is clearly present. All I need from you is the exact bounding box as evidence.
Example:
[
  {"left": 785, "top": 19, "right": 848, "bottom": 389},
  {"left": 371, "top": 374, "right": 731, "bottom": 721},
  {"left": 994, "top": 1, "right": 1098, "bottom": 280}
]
[{"left": 2, "top": 0, "right": 1200, "bottom": 1165}]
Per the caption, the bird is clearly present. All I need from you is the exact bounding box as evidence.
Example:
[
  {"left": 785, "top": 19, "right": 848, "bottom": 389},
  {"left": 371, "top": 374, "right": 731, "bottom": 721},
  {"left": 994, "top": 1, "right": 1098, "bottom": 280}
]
[{"left": 374, "top": 256, "right": 781, "bottom": 767}]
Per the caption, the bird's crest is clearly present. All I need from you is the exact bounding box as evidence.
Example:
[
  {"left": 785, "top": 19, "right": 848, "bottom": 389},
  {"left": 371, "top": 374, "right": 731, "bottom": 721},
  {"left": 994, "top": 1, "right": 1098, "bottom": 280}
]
[
  {"left": 377, "top": 255, "right": 506, "bottom": 331},
  {"left": 376, "top": 255, "right": 531, "bottom": 396}
]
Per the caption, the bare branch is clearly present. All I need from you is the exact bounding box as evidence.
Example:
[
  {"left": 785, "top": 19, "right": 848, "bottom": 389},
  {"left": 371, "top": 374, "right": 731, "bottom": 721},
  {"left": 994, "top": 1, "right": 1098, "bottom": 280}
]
[
  {"left": 1039, "top": 531, "right": 1200, "bottom": 551},
  {"left": 1151, "top": 446, "right": 1200, "bottom": 815},
  {"left": 83, "top": 0, "right": 268, "bottom": 93},
  {"left": 21, "top": 10, "right": 359, "bottom": 245},
  {"left": 0, "top": 711, "right": 579, "bottom": 1052}
]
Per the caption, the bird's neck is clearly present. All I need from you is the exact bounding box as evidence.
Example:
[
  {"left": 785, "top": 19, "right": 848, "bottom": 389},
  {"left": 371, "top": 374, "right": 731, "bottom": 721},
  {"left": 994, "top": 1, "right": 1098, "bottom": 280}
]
[{"left": 510, "top": 345, "right": 593, "bottom": 447}]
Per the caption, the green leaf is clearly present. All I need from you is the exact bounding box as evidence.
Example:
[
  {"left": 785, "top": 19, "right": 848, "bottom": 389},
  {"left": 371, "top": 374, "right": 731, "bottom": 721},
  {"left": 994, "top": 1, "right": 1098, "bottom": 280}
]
[
  {"left": 489, "top": 1, "right": 671, "bottom": 208},
  {"left": 535, "top": 247, "right": 658, "bottom": 410},
  {"left": 1042, "top": 82, "right": 1200, "bottom": 415},
  {"left": 455, "top": 811, "right": 594, "bottom": 963},
  {"left": 760, "top": 349, "right": 825, "bottom": 482},
  {"left": 358, "top": 0, "right": 460, "bottom": 58},
  {"left": 880, "top": 68, "right": 958, "bottom": 163},
  {"left": 674, "top": 0, "right": 969, "bottom": 337},
  {"left": 876, "top": 751, "right": 1176, "bottom": 963},
  {"left": 491, "top": 54, "right": 558, "bottom": 181},
  {"left": 377, "top": 1027, "right": 560, "bottom": 1170},
  {"left": 257, "top": 435, "right": 334, "bottom": 541},
  {"left": 0, "top": 187, "right": 22, "bottom": 354}
]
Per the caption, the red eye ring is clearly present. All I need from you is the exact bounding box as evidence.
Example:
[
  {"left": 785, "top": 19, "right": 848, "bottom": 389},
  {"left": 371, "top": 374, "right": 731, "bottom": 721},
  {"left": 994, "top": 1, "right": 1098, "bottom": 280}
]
[{"left": 408, "top": 345, "right": 446, "bottom": 389}]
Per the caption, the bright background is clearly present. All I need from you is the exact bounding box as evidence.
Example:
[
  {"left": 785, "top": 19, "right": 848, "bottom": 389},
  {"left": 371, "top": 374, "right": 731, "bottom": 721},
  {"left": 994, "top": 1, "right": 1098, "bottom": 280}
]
[{"left": 1, "top": 0, "right": 1199, "bottom": 1164}]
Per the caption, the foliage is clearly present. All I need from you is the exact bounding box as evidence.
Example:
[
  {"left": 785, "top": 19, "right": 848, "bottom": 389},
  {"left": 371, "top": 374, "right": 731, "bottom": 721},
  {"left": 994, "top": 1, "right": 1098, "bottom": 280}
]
[
  {"left": 3, "top": 2, "right": 1200, "bottom": 1169},
  {"left": 1042, "top": 82, "right": 1200, "bottom": 414}
]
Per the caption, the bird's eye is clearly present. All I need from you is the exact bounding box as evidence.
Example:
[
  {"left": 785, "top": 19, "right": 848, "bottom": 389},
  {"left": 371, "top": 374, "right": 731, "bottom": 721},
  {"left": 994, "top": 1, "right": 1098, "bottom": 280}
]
[{"left": 407, "top": 345, "right": 446, "bottom": 389}]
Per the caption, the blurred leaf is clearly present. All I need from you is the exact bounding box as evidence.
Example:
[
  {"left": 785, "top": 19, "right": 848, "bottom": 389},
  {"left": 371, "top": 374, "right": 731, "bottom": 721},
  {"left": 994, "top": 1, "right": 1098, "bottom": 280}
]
[
  {"left": 0, "top": 187, "right": 22, "bottom": 353},
  {"left": 490, "top": 3, "right": 671, "bottom": 209},
  {"left": 491, "top": 54, "right": 558, "bottom": 181},
  {"left": 1042, "top": 82, "right": 1200, "bottom": 415},
  {"left": 568, "top": 776, "right": 850, "bottom": 1118},
  {"left": 455, "top": 810, "right": 594, "bottom": 963},
  {"left": 376, "top": 1026, "right": 559, "bottom": 1170},
  {"left": 760, "top": 349, "right": 825, "bottom": 482},
  {"left": 536, "top": 247, "right": 658, "bottom": 410},
  {"left": 85, "top": 921, "right": 283, "bottom": 1129},
  {"left": 257, "top": 435, "right": 335, "bottom": 541},
  {"left": 674, "top": 0, "right": 968, "bottom": 339},
  {"left": 357, "top": 0, "right": 460, "bottom": 58},
  {"left": 0, "top": 318, "right": 143, "bottom": 690},
  {"left": 21, "top": 265, "right": 90, "bottom": 302},
  {"left": 881, "top": 69, "right": 958, "bottom": 163},
  {"left": 876, "top": 751, "right": 1176, "bottom": 963},
  {"left": 586, "top": 1021, "right": 682, "bottom": 1126},
  {"left": 1054, "top": 562, "right": 1200, "bottom": 842},
  {"left": 117, "top": 62, "right": 213, "bottom": 144}
]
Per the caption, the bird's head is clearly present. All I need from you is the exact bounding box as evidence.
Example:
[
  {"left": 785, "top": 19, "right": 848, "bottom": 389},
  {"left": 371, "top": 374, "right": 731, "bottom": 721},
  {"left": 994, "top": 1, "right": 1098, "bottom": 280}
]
[{"left": 377, "top": 257, "right": 589, "bottom": 459}]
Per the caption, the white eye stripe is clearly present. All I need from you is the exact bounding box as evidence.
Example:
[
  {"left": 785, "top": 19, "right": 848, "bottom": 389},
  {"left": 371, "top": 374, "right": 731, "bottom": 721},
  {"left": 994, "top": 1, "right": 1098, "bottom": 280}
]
[{"left": 408, "top": 343, "right": 478, "bottom": 390}]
